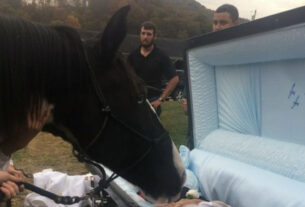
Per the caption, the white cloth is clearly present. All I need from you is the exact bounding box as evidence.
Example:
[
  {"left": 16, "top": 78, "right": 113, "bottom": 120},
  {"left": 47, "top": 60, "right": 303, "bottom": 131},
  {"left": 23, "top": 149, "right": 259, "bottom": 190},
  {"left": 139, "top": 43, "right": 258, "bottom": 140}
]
[{"left": 24, "top": 169, "right": 100, "bottom": 207}]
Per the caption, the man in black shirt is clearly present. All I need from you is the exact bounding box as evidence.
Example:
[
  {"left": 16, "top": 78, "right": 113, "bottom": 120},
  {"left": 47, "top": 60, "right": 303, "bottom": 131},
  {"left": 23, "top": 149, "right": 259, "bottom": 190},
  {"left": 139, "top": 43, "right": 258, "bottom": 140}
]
[{"left": 128, "top": 21, "right": 179, "bottom": 116}]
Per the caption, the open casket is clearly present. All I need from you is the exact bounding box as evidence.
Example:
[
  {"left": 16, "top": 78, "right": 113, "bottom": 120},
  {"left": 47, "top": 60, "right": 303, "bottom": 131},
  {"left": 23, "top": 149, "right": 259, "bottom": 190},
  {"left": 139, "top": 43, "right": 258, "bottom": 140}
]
[
  {"left": 88, "top": 6, "right": 305, "bottom": 207},
  {"left": 183, "top": 6, "right": 305, "bottom": 207}
]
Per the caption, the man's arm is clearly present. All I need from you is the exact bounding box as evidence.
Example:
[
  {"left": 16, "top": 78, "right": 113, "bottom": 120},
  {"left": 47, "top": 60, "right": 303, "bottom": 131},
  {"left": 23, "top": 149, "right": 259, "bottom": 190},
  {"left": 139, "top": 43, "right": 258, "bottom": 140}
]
[
  {"left": 160, "top": 75, "right": 179, "bottom": 100},
  {"left": 182, "top": 87, "right": 188, "bottom": 114},
  {"left": 151, "top": 75, "right": 179, "bottom": 109}
]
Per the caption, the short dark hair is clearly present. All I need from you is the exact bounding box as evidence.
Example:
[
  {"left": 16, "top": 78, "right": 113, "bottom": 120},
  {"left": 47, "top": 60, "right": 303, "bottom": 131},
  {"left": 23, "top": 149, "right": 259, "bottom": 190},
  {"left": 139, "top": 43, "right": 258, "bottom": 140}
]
[
  {"left": 140, "top": 21, "right": 156, "bottom": 35},
  {"left": 216, "top": 4, "right": 239, "bottom": 21}
]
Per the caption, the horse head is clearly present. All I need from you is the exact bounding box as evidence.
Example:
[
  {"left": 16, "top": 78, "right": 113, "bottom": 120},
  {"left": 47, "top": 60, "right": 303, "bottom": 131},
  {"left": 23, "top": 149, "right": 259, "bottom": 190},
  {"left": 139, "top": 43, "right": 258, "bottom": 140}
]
[{"left": 0, "top": 6, "right": 185, "bottom": 204}]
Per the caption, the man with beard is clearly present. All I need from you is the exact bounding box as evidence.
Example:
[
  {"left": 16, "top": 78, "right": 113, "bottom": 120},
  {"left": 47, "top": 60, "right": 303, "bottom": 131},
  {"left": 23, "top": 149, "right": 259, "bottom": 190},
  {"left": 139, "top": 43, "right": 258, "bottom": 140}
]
[{"left": 128, "top": 21, "right": 179, "bottom": 116}]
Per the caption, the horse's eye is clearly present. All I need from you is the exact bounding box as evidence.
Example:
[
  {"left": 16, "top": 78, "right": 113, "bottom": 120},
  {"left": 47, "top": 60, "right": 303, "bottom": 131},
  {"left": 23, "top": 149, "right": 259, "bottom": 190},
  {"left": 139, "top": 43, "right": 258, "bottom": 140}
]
[{"left": 137, "top": 94, "right": 145, "bottom": 104}]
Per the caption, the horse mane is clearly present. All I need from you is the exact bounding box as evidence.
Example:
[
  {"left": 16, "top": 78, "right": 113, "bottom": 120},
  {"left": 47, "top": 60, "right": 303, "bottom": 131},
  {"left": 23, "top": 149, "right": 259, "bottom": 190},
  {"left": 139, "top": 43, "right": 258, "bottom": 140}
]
[{"left": 0, "top": 15, "right": 89, "bottom": 137}]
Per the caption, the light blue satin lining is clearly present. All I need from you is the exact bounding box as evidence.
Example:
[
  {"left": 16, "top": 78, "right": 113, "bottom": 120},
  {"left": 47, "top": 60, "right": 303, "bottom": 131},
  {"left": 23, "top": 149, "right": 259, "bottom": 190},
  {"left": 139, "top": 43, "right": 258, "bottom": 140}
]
[
  {"left": 201, "top": 129, "right": 305, "bottom": 183},
  {"left": 186, "top": 22, "right": 305, "bottom": 207},
  {"left": 187, "top": 22, "right": 305, "bottom": 146},
  {"left": 190, "top": 149, "right": 305, "bottom": 207},
  {"left": 216, "top": 65, "right": 261, "bottom": 135}
]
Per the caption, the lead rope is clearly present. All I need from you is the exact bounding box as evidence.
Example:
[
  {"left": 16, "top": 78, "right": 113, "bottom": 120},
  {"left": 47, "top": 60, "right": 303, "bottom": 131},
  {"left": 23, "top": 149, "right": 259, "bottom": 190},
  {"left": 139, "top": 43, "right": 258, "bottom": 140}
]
[
  {"left": 20, "top": 182, "right": 84, "bottom": 205},
  {"left": 0, "top": 181, "right": 87, "bottom": 205},
  {"left": 0, "top": 164, "right": 111, "bottom": 205}
]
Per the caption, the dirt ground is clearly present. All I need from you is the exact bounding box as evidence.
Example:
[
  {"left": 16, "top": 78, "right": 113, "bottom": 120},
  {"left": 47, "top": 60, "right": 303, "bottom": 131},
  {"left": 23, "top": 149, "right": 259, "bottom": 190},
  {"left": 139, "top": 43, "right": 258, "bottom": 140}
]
[{"left": 11, "top": 132, "right": 89, "bottom": 207}]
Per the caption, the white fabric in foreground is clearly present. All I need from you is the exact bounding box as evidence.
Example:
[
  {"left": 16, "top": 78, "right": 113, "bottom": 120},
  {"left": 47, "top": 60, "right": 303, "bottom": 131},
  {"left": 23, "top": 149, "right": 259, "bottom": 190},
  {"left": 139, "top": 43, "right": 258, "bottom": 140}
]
[
  {"left": 24, "top": 169, "right": 97, "bottom": 207},
  {"left": 189, "top": 149, "right": 305, "bottom": 207}
]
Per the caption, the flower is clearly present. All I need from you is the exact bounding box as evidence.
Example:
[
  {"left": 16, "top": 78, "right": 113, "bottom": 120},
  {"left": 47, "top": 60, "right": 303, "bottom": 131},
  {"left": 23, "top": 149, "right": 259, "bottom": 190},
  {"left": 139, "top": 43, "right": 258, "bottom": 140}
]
[{"left": 186, "top": 189, "right": 200, "bottom": 199}]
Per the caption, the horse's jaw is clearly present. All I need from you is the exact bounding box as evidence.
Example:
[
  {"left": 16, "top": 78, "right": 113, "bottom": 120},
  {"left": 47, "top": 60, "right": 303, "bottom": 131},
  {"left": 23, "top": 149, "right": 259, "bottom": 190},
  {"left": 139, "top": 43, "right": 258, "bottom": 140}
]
[{"left": 138, "top": 141, "right": 186, "bottom": 204}]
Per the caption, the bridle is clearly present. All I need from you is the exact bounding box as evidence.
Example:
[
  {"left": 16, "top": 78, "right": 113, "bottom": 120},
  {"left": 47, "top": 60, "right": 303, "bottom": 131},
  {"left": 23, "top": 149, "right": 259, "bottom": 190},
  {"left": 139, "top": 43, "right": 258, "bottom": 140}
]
[
  {"left": 75, "top": 49, "right": 169, "bottom": 184},
  {"left": 3, "top": 50, "right": 170, "bottom": 205},
  {"left": 58, "top": 50, "right": 170, "bottom": 204}
]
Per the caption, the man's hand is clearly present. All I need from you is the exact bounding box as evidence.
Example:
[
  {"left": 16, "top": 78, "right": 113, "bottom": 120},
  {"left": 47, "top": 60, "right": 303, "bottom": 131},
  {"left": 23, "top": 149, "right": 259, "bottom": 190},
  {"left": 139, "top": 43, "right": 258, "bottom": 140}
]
[
  {"left": 151, "top": 99, "right": 163, "bottom": 109},
  {"left": 0, "top": 171, "right": 20, "bottom": 185},
  {"left": 182, "top": 98, "right": 188, "bottom": 115},
  {"left": 0, "top": 170, "right": 22, "bottom": 201},
  {"left": 7, "top": 165, "right": 25, "bottom": 182},
  {"left": 0, "top": 181, "right": 20, "bottom": 201}
]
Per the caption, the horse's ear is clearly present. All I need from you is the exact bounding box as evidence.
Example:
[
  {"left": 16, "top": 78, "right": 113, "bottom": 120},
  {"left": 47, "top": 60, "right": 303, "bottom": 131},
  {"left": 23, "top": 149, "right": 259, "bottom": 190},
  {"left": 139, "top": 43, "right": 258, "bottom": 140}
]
[{"left": 99, "top": 5, "right": 130, "bottom": 62}]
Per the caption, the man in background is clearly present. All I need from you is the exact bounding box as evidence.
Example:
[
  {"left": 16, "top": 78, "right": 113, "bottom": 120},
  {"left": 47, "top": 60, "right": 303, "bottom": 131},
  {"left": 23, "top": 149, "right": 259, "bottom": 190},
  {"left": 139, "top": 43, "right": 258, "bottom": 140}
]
[
  {"left": 182, "top": 4, "right": 239, "bottom": 148},
  {"left": 212, "top": 4, "right": 239, "bottom": 31},
  {"left": 128, "top": 21, "right": 179, "bottom": 116}
]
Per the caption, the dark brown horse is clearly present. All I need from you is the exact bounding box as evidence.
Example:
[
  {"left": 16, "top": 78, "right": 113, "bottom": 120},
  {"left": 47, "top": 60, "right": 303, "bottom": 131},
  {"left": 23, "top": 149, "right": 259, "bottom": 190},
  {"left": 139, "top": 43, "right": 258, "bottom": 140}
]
[{"left": 0, "top": 6, "right": 185, "bottom": 204}]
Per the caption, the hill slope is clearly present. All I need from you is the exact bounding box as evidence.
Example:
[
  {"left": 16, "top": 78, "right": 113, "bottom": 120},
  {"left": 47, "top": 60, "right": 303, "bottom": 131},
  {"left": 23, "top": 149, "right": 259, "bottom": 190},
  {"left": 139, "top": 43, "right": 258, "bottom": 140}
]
[
  {"left": 86, "top": 0, "right": 213, "bottom": 38},
  {"left": 2, "top": 0, "right": 248, "bottom": 39}
]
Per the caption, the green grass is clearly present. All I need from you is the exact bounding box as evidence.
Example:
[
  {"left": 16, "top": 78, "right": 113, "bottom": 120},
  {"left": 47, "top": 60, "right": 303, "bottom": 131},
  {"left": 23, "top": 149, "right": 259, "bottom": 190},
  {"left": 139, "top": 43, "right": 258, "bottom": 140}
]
[{"left": 159, "top": 100, "right": 188, "bottom": 147}]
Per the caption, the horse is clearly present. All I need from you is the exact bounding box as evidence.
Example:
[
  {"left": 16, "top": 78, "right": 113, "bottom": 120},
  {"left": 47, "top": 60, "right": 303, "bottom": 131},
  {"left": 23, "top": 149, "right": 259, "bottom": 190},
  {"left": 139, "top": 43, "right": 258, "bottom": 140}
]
[{"left": 0, "top": 6, "right": 185, "bottom": 204}]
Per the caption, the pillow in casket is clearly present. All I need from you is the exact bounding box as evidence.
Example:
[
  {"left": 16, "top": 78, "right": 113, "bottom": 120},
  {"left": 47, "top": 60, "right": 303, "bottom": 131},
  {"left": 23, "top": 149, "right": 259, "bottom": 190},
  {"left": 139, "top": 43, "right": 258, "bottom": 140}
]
[{"left": 188, "top": 130, "right": 305, "bottom": 206}]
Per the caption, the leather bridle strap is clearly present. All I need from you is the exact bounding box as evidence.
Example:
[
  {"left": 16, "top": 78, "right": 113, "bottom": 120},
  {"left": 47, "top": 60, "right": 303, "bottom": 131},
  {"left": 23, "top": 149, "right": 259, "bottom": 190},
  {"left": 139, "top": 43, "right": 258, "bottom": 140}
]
[
  {"left": 84, "top": 115, "right": 109, "bottom": 152},
  {"left": 19, "top": 182, "right": 84, "bottom": 204},
  {"left": 78, "top": 50, "right": 170, "bottom": 189},
  {"left": 0, "top": 182, "right": 85, "bottom": 205}
]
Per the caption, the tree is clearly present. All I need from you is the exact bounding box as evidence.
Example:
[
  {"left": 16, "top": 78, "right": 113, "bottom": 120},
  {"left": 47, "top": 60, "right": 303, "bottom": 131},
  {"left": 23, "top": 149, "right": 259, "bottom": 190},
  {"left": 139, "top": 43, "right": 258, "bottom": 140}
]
[
  {"left": 0, "top": 1, "right": 17, "bottom": 15},
  {"left": 65, "top": 14, "right": 81, "bottom": 28},
  {"left": 9, "top": 0, "right": 22, "bottom": 8},
  {"left": 0, "top": 0, "right": 214, "bottom": 39}
]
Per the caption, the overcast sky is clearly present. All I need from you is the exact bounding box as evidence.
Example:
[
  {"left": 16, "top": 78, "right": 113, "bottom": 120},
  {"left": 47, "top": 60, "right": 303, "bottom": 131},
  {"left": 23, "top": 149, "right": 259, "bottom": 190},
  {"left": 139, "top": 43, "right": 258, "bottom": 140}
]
[{"left": 197, "top": 0, "right": 305, "bottom": 19}]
